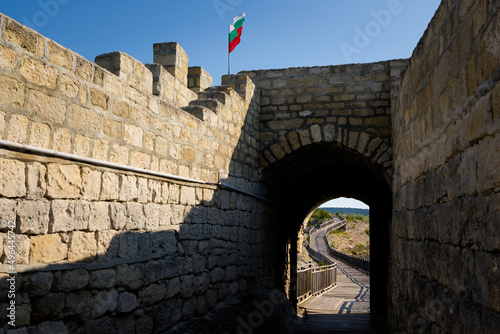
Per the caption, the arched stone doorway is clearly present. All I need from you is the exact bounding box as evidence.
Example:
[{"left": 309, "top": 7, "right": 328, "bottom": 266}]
[{"left": 262, "top": 142, "right": 392, "bottom": 318}]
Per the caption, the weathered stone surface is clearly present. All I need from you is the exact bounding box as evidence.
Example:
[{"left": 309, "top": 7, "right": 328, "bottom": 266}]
[
  {"left": 125, "top": 202, "right": 144, "bottom": 230},
  {"left": 89, "top": 268, "right": 117, "bottom": 289},
  {"left": 81, "top": 168, "right": 101, "bottom": 200},
  {"left": 67, "top": 231, "right": 97, "bottom": 262},
  {"left": 65, "top": 290, "right": 93, "bottom": 316},
  {"left": 118, "top": 231, "right": 139, "bottom": 259},
  {"left": 166, "top": 277, "right": 181, "bottom": 298},
  {"left": 25, "top": 271, "right": 53, "bottom": 297},
  {"left": 13, "top": 303, "right": 31, "bottom": 327},
  {"left": 0, "top": 75, "right": 25, "bottom": 109},
  {"left": 31, "top": 294, "right": 65, "bottom": 323},
  {"left": 67, "top": 104, "right": 102, "bottom": 133},
  {"left": 0, "top": 158, "right": 26, "bottom": 198},
  {"left": 89, "top": 201, "right": 110, "bottom": 231},
  {"left": 50, "top": 200, "right": 89, "bottom": 232},
  {"left": 20, "top": 57, "right": 58, "bottom": 89},
  {"left": 152, "top": 297, "right": 182, "bottom": 329},
  {"left": 28, "top": 121, "right": 51, "bottom": 148},
  {"left": 117, "top": 291, "right": 137, "bottom": 313},
  {"left": 96, "top": 229, "right": 119, "bottom": 262},
  {"left": 46, "top": 164, "right": 82, "bottom": 199},
  {"left": 109, "top": 202, "right": 126, "bottom": 230},
  {"left": 34, "top": 321, "right": 68, "bottom": 334},
  {"left": 100, "top": 172, "right": 119, "bottom": 200},
  {"left": 18, "top": 200, "right": 50, "bottom": 234},
  {"left": 26, "top": 162, "right": 47, "bottom": 200},
  {"left": 0, "top": 198, "right": 16, "bottom": 229},
  {"left": 7, "top": 113, "right": 28, "bottom": 143},
  {"left": 210, "top": 267, "right": 225, "bottom": 283},
  {"left": 139, "top": 283, "right": 166, "bottom": 306},
  {"left": 29, "top": 234, "right": 67, "bottom": 263},
  {"left": 151, "top": 230, "right": 177, "bottom": 258},
  {"left": 92, "top": 289, "right": 118, "bottom": 318},
  {"left": 144, "top": 203, "right": 160, "bottom": 231},
  {"left": 119, "top": 175, "right": 138, "bottom": 201},
  {"left": 124, "top": 123, "right": 143, "bottom": 147},
  {"left": 0, "top": 43, "right": 17, "bottom": 70},
  {"left": 60, "top": 74, "right": 80, "bottom": 98},
  {"left": 61, "top": 269, "right": 89, "bottom": 292},
  {"left": 26, "top": 90, "right": 66, "bottom": 124},
  {"left": 135, "top": 315, "right": 153, "bottom": 334}
]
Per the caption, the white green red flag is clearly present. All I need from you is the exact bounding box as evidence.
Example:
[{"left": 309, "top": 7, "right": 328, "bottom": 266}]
[{"left": 229, "top": 13, "right": 245, "bottom": 53}]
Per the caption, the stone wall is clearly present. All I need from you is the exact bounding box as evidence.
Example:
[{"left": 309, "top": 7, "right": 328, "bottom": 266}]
[
  {"left": 0, "top": 12, "right": 273, "bottom": 333},
  {"left": 390, "top": 0, "right": 500, "bottom": 331},
  {"left": 233, "top": 61, "right": 407, "bottom": 176},
  {"left": 1, "top": 0, "right": 500, "bottom": 331},
  {"left": 0, "top": 14, "right": 261, "bottom": 187}
]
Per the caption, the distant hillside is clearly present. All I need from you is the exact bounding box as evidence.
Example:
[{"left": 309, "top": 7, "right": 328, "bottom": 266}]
[{"left": 321, "top": 207, "right": 369, "bottom": 216}]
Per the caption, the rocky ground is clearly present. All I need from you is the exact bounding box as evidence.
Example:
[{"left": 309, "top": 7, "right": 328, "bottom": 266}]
[
  {"left": 326, "top": 219, "right": 370, "bottom": 260},
  {"left": 297, "top": 249, "right": 316, "bottom": 268}
]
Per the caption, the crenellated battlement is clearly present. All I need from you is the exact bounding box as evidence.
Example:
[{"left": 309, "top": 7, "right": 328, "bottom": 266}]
[{"left": 0, "top": 13, "right": 260, "bottom": 185}]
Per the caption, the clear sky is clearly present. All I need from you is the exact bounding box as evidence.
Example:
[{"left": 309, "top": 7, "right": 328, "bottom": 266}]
[
  {"left": 0, "top": 0, "right": 440, "bottom": 85},
  {"left": 320, "top": 197, "right": 369, "bottom": 209}
]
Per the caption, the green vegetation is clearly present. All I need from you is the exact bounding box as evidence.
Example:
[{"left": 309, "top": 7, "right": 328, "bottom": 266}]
[
  {"left": 321, "top": 207, "right": 369, "bottom": 217},
  {"left": 365, "top": 229, "right": 370, "bottom": 236},
  {"left": 345, "top": 214, "right": 369, "bottom": 222},
  {"left": 311, "top": 208, "right": 330, "bottom": 220},
  {"left": 308, "top": 208, "right": 331, "bottom": 225}
]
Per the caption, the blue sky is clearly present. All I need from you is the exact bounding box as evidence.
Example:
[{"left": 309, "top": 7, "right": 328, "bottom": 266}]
[
  {"left": 0, "top": 0, "right": 440, "bottom": 85},
  {"left": 0, "top": 1, "right": 440, "bottom": 209}
]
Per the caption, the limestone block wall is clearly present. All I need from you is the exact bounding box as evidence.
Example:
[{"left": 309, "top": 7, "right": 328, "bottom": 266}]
[
  {"left": 232, "top": 61, "right": 407, "bottom": 176},
  {"left": 0, "top": 13, "right": 271, "bottom": 332},
  {"left": 0, "top": 13, "right": 261, "bottom": 185},
  {"left": 390, "top": 0, "right": 500, "bottom": 331}
]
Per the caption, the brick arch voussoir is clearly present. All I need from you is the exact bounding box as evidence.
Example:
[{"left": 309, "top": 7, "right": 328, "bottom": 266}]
[{"left": 259, "top": 125, "right": 393, "bottom": 174}]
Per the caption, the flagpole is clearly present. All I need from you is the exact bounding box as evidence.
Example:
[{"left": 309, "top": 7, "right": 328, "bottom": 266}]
[{"left": 228, "top": 24, "right": 231, "bottom": 75}]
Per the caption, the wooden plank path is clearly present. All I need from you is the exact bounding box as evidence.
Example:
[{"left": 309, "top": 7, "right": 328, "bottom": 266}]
[{"left": 295, "top": 258, "right": 375, "bottom": 333}]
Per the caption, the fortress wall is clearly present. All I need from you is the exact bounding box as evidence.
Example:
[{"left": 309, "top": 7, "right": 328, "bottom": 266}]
[
  {"left": 390, "top": 0, "right": 500, "bottom": 331},
  {"left": 0, "top": 13, "right": 271, "bottom": 332},
  {"left": 235, "top": 61, "right": 407, "bottom": 175},
  {"left": 0, "top": 13, "right": 260, "bottom": 185}
]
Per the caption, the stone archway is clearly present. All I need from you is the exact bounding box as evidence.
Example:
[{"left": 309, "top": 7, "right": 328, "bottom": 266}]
[{"left": 262, "top": 141, "right": 392, "bottom": 318}]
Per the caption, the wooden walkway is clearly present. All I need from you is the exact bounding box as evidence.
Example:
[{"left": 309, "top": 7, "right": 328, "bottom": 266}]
[{"left": 295, "top": 259, "right": 375, "bottom": 333}]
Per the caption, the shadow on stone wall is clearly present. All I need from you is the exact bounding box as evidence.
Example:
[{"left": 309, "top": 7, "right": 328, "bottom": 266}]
[{"left": 0, "top": 71, "right": 298, "bottom": 333}]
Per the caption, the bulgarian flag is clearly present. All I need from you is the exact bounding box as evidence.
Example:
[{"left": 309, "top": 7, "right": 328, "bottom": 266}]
[{"left": 229, "top": 13, "right": 245, "bottom": 53}]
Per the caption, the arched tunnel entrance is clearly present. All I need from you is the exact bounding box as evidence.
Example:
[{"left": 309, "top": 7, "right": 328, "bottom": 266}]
[{"left": 263, "top": 142, "right": 392, "bottom": 320}]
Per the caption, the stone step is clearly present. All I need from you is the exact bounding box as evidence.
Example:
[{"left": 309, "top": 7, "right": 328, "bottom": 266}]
[
  {"left": 188, "top": 98, "right": 224, "bottom": 114},
  {"left": 181, "top": 106, "right": 217, "bottom": 127},
  {"left": 197, "top": 87, "right": 227, "bottom": 104}
]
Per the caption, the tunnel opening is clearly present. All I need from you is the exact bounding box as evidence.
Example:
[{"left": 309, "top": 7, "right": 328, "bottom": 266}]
[{"left": 262, "top": 142, "right": 392, "bottom": 324}]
